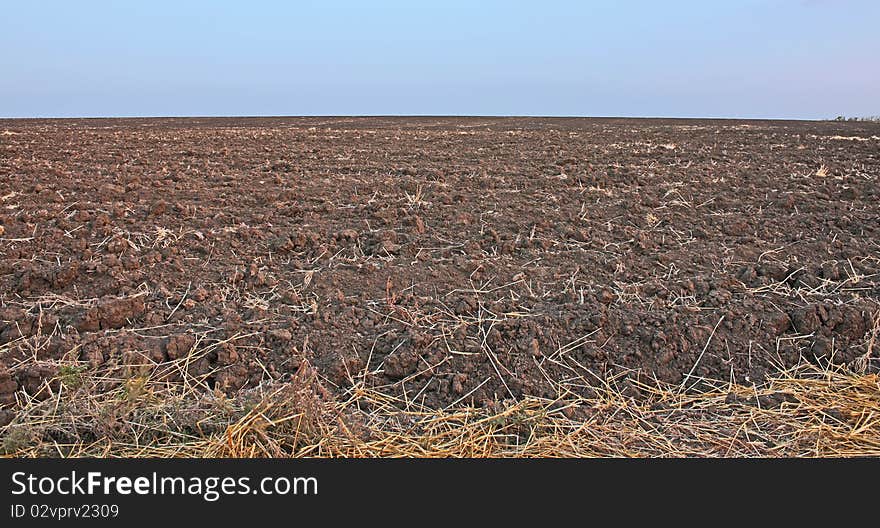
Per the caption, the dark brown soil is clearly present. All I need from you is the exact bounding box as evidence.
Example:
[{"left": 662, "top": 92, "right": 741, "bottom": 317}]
[{"left": 1, "top": 117, "right": 878, "bottom": 415}]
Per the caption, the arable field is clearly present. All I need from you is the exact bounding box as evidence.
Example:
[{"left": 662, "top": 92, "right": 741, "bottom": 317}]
[{"left": 1, "top": 117, "right": 879, "bottom": 457}]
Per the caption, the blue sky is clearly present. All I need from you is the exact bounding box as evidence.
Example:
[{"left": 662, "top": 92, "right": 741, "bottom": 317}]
[{"left": 1, "top": 1, "right": 877, "bottom": 118}]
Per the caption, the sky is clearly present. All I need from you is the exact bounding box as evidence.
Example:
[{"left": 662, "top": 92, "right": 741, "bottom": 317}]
[{"left": 1, "top": 1, "right": 877, "bottom": 119}]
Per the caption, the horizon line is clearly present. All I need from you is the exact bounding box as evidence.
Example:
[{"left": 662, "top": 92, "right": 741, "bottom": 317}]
[{"left": 0, "top": 114, "right": 841, "bottom": 122}]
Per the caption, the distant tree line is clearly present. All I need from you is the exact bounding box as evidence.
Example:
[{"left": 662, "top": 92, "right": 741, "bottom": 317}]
[{"left": 833, "top": 115, "right": 880, "bottom": 122}]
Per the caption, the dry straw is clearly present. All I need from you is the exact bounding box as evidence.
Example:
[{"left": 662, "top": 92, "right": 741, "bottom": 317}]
[{"left": 2, "top": 355, "right": 878, "bottom": 458}]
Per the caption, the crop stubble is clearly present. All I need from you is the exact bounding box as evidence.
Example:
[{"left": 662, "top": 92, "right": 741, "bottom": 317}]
[{"left": 1, "top": 117, "right": 878, "bottom": 454}]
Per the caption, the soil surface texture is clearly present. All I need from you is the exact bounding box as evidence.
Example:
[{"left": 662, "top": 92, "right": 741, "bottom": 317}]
[{"left": 1, "top": 117, "right": 878, "bottom": 418}]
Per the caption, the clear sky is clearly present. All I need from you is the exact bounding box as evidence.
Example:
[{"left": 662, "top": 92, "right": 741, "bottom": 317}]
[{"left": 1, "top": 1, "right": 877, "bottom": 119}]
